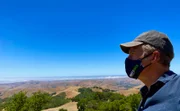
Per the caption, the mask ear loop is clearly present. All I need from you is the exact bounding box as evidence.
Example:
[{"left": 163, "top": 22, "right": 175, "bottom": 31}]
[
  {"left": 140, "top": 52, "right": 153, "bottom": 61},
  {"left": 139, "top": 52, "right": 154, "bottom": 68}
]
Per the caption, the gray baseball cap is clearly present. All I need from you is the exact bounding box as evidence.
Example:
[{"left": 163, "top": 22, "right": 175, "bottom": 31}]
[{"left": 120, "top": 30, "right": 174, "bottom": 58}]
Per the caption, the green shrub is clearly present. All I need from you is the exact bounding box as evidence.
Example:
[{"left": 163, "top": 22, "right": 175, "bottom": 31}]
[
  {"left": 59, "top": 108, "right": 68, "bottom": 111},
  {"left": 72, "top": 87, "right": 141, "bottom": 111}
]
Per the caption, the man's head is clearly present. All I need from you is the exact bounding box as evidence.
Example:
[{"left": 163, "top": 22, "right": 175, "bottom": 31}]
[{"left": 120, "top": 30, "right": 174, "bottom": 80}]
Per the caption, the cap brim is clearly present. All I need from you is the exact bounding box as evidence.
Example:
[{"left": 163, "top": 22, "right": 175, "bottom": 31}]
[{"left": 120, "top": 41, "right": 143, "bottom": 54}]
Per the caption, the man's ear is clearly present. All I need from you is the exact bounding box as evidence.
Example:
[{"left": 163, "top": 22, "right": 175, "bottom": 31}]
[{"left": 151, "top": 51, "right": 160, "bottom": 63}]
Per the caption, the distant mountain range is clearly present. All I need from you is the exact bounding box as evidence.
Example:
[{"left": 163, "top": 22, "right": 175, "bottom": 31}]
[{"left": 0, "top": 75, "right": 127, "bottom": 84}]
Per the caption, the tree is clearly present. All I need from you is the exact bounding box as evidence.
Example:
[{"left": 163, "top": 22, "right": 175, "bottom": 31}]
[
  {"left": 127, "top": 94, "right": 141, "bottom": 111},
  {"left": 4, "top": 91, "right": 28, "bottom": 111},
  {"left": 74, "top": 87, "right": 142, "bottom": 111},
  {"left": 59, "top": 108, "right": 67, "bottom": 111},
  {"left": 27, "top": 91, "right": 51, "bottom": 111},
  {"left": 43, "top": 92, "right": 70, "bottom": 109},
  {"left": 2, "top": 91, "right": 70, "bottom": 111}
]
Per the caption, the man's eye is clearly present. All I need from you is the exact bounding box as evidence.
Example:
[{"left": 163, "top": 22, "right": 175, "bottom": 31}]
[{"left": 130, "top": 51, "right": 135, "bottom": 55}]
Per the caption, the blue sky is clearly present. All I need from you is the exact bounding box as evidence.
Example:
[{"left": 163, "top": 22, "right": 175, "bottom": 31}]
[{"left": 0, "top": 0, "right": 180, "bottom": 77}]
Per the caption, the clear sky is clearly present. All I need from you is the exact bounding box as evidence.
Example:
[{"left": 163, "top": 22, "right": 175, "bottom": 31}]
[{"left": 0, "top": 0, "right": 180, "bottom": 77}]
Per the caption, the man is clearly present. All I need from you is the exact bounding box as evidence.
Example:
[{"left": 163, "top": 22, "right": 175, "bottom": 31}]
[{"left": 120, "top": 30, "right": 180, "bottom": 111}]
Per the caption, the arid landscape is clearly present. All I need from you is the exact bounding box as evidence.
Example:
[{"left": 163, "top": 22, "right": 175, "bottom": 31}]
[
  {"left": 43, "top": 102, "right": 78, "bottom": 111},
  {"left": 0, "top": 77, "right": 144, "bottom": 111}
]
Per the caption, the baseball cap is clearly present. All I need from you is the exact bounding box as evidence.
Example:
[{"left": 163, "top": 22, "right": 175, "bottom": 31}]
[{"left": 120, "top": 30, "right": 174, "bottom": 59}]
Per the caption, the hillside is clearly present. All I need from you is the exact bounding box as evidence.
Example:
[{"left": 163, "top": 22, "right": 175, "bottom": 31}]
[
  {"left": 0, "top": 78, "right": 144, "bottom": 111},
  {"left": 43, "top": 102, "right": 78, "bottom": 111},
  {"left": 0, "top": 77, "right": 143, "bottom": 99}
]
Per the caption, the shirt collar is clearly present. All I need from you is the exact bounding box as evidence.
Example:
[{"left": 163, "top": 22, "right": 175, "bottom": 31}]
[
  {"left": 157, "top": 70, "right": 177, "bottom": 84},
  {"left": 140, "top": 70, "right": 177, "bottom": 98}
]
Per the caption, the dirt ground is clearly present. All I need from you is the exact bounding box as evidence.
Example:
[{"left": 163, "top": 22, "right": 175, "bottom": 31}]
[{"left": 42, "top": 102, "right": 78, "bottom": 111}]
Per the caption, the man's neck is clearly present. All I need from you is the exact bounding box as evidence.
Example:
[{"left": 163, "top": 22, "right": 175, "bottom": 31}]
[{"left": 138, "top": 67, "right": 169, "bottom": 89}]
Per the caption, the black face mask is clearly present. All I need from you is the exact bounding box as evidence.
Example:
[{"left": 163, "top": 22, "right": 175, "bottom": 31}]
[{"left": 125, "top": 53, "right": 153, "bottom": 79}]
